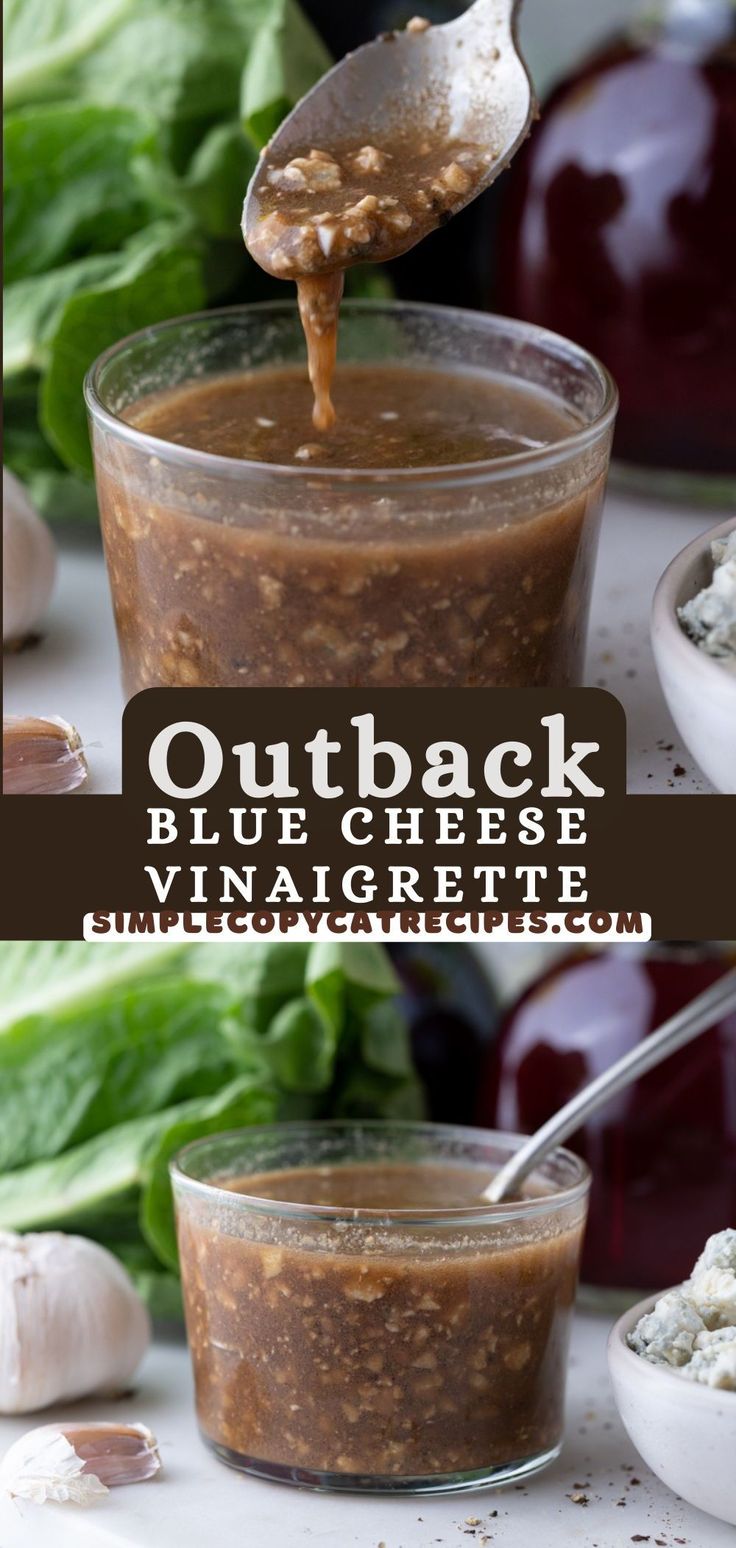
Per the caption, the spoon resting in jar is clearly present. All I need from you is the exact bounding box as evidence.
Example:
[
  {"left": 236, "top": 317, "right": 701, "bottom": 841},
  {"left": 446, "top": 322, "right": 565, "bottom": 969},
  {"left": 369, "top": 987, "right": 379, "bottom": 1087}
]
[
  {"left": 486, "top": 965, "right": 736, "bottom": 1203},
  {"left": 242, "top": 0, "right": 534, "bottom": 430}
]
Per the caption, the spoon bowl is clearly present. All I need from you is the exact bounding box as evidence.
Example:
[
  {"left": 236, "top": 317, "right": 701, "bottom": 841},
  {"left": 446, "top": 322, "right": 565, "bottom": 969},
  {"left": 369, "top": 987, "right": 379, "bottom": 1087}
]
[{"left": 243, "top": 0, "right": 534, "bottom": 266}]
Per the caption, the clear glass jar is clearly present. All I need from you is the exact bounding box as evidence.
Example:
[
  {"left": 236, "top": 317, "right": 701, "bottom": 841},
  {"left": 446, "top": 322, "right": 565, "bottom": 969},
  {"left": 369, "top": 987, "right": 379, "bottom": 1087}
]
[
  {"left": 497, "top": 0, "right": 736, "bottom": 506},
  {"left": 84, "top": 302, "right": 615, "bottom": 695},
  {"left": 171, "top": 1120, "right": 590, "bottom": 1494}
]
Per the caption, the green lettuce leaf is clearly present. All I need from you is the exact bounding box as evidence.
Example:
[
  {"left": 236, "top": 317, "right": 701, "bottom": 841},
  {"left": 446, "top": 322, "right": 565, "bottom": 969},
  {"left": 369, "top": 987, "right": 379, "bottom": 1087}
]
[
  {"left": 3, "top": 0, "right": 139, "bottom": 111},
  {"left": 260, "top": 996, "right": 337, "bottom": 1093},
  {"left": 2, "top": 0, "right": 334, "bottom": 519},
  {"left": 0, "top": 942, "right": 422, "bottom": 1314},
  {"left": 140, "top": 1075, "right": 277, "bottom": 1269},
  {"left": 180, "top": 121, "right": 258, "bottom": 239},
  {"left": 2, "top": 364, "right": 102, "bottom": 519},
  {"left": 40, "top": 221, "right": 207, "bottom": 472},
  {"left": 0, "top": 941, "right": 185, "bottom": 1033},
  {"left": 360, "top": 999, "right": 415, "bottom": 1078},
  {"left": 306, "top": 942, "right": 402, "bottom": 1035},
  {"left": 4, "top": 255, "right": 128, "bottom": 376},
  {"left": 4, "top": 103, "right": 165, "bottom": 283},
  {"left": 0, "top": 1075, "right": 275, "bottom": 1241},
  {"left": 241, "top": 0, "right": 331, "bottom": 148},
  {"left": 203, "top": 941, "right": 310, "bottom": 1035},
  {"left": 0, "top": 976, "right": 238, "bottom": 1170},
  {"left": 3, "top": 0, "right": 324, "bottom": 164},
  {"left": 0, "top": 1109, "right": 169, "bottom": 1233}
]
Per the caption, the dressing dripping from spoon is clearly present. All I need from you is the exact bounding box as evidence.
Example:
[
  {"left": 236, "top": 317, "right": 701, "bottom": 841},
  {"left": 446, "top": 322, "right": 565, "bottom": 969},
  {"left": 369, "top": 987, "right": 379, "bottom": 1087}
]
[{"left": 243, "top": 1, "right": 534, "bottom": 432}]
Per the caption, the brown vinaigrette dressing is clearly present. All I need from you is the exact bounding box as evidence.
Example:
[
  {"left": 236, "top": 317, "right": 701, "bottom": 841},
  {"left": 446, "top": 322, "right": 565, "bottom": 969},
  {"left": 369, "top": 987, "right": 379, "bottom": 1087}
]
[
  {"left": 297, "top": 273, "right": 344, "bottom": 431},
  {"left": 127, "top": 362, "right": 577, "bottom": 468},
  {"left": 99, "top": 363, "right": 602, "bottom": 694},
  {"left": 176, "top": 1160, "right": 585, "bottom": 1482},
  {"left": 246, "top": 130, "right": 493, "bottom": 429},
  {"left": 220, "top": 1161, "right": 552, "bottom": 1208}
]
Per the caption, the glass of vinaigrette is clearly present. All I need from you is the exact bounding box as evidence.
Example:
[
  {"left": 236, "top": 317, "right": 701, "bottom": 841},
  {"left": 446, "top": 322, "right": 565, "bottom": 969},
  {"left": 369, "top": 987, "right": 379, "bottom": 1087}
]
[
  {"left": 85, "top": 303, "right": 616, "bottom": 695},
  {"left": 171, "top": 1120, "right": 590, "bottom": 1494}
]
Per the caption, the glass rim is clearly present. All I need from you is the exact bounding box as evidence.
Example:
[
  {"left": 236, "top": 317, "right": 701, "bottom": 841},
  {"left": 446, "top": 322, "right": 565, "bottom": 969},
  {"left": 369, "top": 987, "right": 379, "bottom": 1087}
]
[
  {"left": 84, "top": 300, "right": 618, "bottom": 491},
  {"left": 169, "top": 1118, "right": 591, "bottom": 1228}
]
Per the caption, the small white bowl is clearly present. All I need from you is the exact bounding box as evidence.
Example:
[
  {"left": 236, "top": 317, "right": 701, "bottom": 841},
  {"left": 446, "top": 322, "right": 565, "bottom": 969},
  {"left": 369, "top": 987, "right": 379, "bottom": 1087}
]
[
  {"left": 651, "top": 517, "right": 736, "bottom": 793},
  {"left": 608, "top": 1291, "right": 736, "bottom": 1526}
]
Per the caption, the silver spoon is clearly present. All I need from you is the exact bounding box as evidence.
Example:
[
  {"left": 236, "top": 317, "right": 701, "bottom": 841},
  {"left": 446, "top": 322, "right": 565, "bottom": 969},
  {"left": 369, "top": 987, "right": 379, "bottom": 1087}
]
[
  {"left": 486, "top": 964, "right": 736, "bottom": 1204},
  {"left": 243, "top": 0, "right": 534, "bottom": 263}
]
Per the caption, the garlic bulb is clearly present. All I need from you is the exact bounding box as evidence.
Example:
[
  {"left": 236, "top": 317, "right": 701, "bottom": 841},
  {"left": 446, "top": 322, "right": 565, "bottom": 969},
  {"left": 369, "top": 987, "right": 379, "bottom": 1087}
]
[
  {"left": 0, "top": 1232, "right": 150, "bottom": 1415},
  {"left": 2, "top": 469, "right": 56, "bottom": 646},
  {"left": 1, "top": 1422, "right": 160, "bottom": 1505}
]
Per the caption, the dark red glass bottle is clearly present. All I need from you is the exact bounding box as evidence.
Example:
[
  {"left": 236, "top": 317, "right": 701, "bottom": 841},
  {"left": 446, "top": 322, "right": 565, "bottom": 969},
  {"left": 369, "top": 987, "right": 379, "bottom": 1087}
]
[
  {"left": 479, "top": 944, "right": 736, "bottom": 1296},
  {"left": 497, "top": 0, "right": 736, "bottom": 493},
  {"left": 388, "top": 943, "right": 498, "bottom": 1124}
]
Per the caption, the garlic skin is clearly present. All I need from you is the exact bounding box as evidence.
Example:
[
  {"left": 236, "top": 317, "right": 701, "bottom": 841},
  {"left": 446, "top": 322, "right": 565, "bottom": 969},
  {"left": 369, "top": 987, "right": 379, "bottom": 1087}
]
[
  {"left": 0, "top": 1429, "right": 108, "bottom": 1506},
  {"left": 0, "top": 1422, "right": 160, "bottom": 1505},
  {"left": 0, "top": 1232, "right": 150, "bottom": 1415},
  {"left": 2, "top": 469, "right": 56, "bottom": 646}
]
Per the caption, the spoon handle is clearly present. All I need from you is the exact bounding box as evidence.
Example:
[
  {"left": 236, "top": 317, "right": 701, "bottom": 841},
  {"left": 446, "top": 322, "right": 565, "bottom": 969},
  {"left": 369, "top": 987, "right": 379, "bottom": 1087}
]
[{"left": 486, "top": 964, "right": 736, "bottom": 1203}]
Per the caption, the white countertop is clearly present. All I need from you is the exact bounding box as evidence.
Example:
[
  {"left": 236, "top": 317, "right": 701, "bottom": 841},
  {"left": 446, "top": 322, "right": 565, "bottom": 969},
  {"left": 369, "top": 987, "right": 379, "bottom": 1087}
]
[
  {"left": 1, "top": 1312, "right": 731, "bottom": 1548},
  {"left": 3, "top": 492, "right": 718, "bottom": 795}
]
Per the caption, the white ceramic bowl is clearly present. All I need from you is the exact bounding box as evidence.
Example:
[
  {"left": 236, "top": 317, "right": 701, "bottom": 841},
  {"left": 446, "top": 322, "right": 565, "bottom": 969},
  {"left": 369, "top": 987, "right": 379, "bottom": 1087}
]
[
  {"left": 651, "top": 517, "right": 736, "bottom": 794},
  {"left": 608, "top": 1291, "right": 736, "bottom": 1526}
]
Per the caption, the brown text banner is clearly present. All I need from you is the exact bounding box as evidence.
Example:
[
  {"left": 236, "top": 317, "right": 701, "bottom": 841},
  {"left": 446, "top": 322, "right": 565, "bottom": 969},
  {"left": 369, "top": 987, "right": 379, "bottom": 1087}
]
[{"left": 1, "top": 688, "right": 732, "bottom": 938}]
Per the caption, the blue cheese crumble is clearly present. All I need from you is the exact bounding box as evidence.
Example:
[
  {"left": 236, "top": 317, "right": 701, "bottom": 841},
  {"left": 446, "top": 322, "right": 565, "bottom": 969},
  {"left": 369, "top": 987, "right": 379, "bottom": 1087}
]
[
  {"left": 628, "top": 1229, "right": 736, "bottom": 1391},
  {"left": 679, "top": 529, "right": 736, "bottom": 673}
]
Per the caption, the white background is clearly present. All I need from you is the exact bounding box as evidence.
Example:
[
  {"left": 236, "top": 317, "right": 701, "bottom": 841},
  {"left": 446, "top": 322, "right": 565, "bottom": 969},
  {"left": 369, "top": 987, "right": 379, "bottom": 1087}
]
[{"left": 1, "top": 1313, "right": 733, "bottom": 1548}]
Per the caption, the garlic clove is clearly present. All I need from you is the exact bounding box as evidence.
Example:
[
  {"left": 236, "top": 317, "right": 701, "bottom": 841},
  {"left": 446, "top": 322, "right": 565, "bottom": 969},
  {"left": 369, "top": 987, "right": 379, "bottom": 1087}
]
[
  {"left": 3, "top": 715, "right": 88, "bottom": 795},
  {"left": 0, "top": 1422, "right": 160, "bottom": 1505},
  {"left": 0, "top": 1428, "right": 108, "bottom": 1506},
  {"left": 2, "top": 469, "right": 56, "bottom": 647},
  {"left": 0, "top": 1232, "right": 150, "bottom": 1414},
  {"left": 56, "top": 1422, "right": 161, "bottom": 1488}
]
